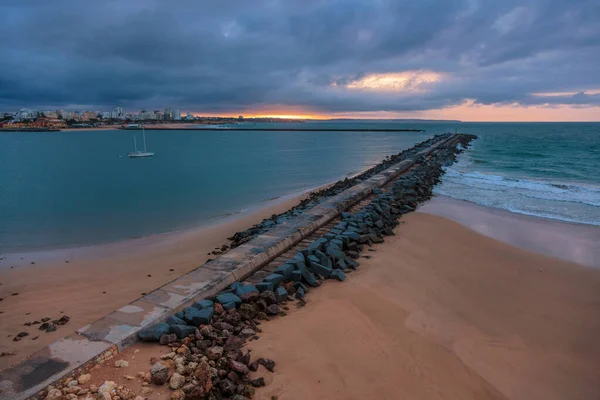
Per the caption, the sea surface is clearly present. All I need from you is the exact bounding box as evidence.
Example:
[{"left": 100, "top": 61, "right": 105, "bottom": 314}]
[{"left": 0, "top": 121, "right": 598, "bottom": 253}]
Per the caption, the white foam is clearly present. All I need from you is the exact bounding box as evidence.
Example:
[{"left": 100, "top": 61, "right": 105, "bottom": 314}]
[{"left": 436, "top": 155, "right": 600, "bottom": 226}]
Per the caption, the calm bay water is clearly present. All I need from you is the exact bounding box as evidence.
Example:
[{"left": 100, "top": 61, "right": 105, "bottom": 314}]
[
  {"left": 1, "top": 121, "right": 598, "bottom": 253},
  {"left": 0, "top": 125, "right": 430, "bottom": 253}
]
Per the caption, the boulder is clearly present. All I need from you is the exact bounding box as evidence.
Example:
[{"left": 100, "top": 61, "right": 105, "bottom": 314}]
[
  {"left": 301, "top": 269, "right": 319, "bottom": 287},
  {"left": 182, "top": 306, "right": 213, "bottom": 326},
  {"left": 138, "top": 323, "right": 170, "bottom": 342},
  {"left": 215, "top": 293, "right": 242, "bottom": 306},
  {"left": 274, "top": 264, "right": 295, "bottom": 280},
  {"left": 310, "top": 262, "right": 332, "bottom": 279},
  {"left": 170, "top": 325, "right": 196, "bottom": 339},
  {"left": 255, "top": 282, "right": 274, "bottom": 292},
  {"left": 263, "top": 273, "right": 284, "bottom": 287},
  {"left": 275, "top": 286, "right": 288, "bottom": 303},
  {"left": 165, "top": 315, "right": 187, "bottom": 326},
  {"left": 295, "top": 286, "right": 305, "bottom": 299},
  {"left": 233, "top": 284, "right": 259, "bottom": 302},
  {"left": 330, "top": 269, "right": 346, "bottom": 281},
  {"left": 193, "top": 299, "right": 214, "bottom": 310},
  {"left": 291, "top": 270, "right": 302, "bottom": 282},
  {"left": 222, "top": 302, "right": 237, "bottom": 311},
  {"left": 150, "top": 362, "right": 168, "bottom": 385}
]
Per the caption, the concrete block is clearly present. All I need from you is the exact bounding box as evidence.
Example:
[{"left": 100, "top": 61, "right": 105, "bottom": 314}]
[{"left": 170, "top": 325, "right": 197, "bottom": 339}]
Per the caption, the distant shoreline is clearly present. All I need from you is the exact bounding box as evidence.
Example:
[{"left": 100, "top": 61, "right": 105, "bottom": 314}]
[{"left": 120, "top": 127, "right": 427, "bottom": 132}]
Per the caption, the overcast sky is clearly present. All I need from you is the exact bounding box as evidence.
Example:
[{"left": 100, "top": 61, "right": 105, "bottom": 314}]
[{"left": 1, "top": 0, "right": 599, "bottom": 120}]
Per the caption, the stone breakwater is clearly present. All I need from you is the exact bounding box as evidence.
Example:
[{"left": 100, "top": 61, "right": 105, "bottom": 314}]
[
  {"left": 0, "top": 133, "right": 475, "bottom": 400},
  {"left": 96, "top": 133, "right": 476, "bottom": 400},
  {"left": 227, "top": 134, "right": 457, "bottom": 249}
]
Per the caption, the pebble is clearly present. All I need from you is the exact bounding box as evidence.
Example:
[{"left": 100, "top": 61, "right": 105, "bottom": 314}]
[{"left": 114, "top": 360, "right": 129, "bottom": 368}]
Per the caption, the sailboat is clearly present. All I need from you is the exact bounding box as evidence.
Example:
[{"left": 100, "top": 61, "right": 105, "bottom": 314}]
[{"left": 129, "top": 125, "right": 154, "bottom": 158}]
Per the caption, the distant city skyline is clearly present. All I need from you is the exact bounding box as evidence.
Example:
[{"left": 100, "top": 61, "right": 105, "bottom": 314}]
[{"left": 1, "top": 1, "right": 599, "bottom": 122}]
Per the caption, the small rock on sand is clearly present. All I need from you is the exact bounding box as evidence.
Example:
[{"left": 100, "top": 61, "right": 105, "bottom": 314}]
[{"left": 114, "top": 360, "right": 129, "bottom": 368}]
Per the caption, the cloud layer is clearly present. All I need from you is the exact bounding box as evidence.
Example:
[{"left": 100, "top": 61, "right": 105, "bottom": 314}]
[{"left": 1, "top": 0, "right": 599, "bottom": 115}]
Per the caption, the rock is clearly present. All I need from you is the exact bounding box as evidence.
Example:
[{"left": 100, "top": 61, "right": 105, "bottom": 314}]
[
  {"left": 45, "top": 389, "right": 63, "bottom": 400},
  {"left": 98, "top": 381, "right": 117, "bottom": 396},
  {"left": 65, "top": 386, "right": 81, "bottom": 394},
  {"left": 193, "top": 299, "right": 214, "bottom": 310},
  {"left": 159, "top": 333, "right": 178, "bottom": 345},
  {"left": 114, "top": 360, "right": 129, "bottom": 368},
  {"left": 274, "top": 263, "right": 295, "bottom": 280},
  {"left": 300, "top": 269, "right": 320, "bottom": 287},
  {"left": 330, "top": 269, "right": 346, "bottom": 281},
  {"left": 223, "top": 335, "right": 243, "bottom": 352},
  {"left": 206, "top": 346, "right": 223, "bottom": 360},
  {"left": 233, "top": 284, "right": 259, "bottom": 302},
  {"left": 222, "top": 301, "right": 237, "bottom": 311},
  {"left": 257, "top": 311, "right": 268, "bottom": 320},
  {"left": 123, "top": 375, "right": 135, "bottom": 381},
  {"left": 215, "top": 292, "right": 242, "bottom": 306},
  {"left": 193, "top": 360, "right": 213, "bottom": 394},
  {"left": 219, "top": 379, "right": 236, "bottom": 396},
  {"left": 238, "top": 303, "right": 256, "bottom": 320},
  {"left": 67, "top": 380, "right": 79, "bottom": 387},
  {"left": 165, "top": 315, "right": 187, "bottom": 326},
  {"left": 170, "top": 325, "right": 196, "bottom": 339},
  {"left": 176, "top": 344, "right": 191, "bottom": 356},
  {"left": 250, "top": 377, "right": 265, "bottom": 387},
  {"left": 115, "top": 386, "right": 135, "bottom": 400},
  {"left": 310, "top": 262, "right": 332, "bottom": 278},
  {"left": 138, "top": 323, "right": 170, "bottom": 342},
  {"left": 168, "top": 373, "right": 186, "bottom": 390},
  {"left": 274, "top": 286, "right": 288, "bottom": 303},
  {"left": 140, "top": 387, "right": 153, "bottom": 396},
  {"left": 54, "top": 315, "right": 70, "bottom": 325},
  {"left": 78, "top": 374, "right": 91, "bottom": 385},
  {"left": 260, "top": 290, "right": 277, "bottom": 305},
  {"left": 39, "top": 322, "right": 57, "bottom": 332},
  {"left": 265, "top": 304, "right": 281, "bottom": 315},
  {"left": 170, "top": 389, "right": 185, "bottom": 400},
  {"left": 291, "top": 270, "right": 302, "bottom": 282},
  {"left": 239, "top": 328, "right": 255, "bottom": 338},
  {"left": 255, "top": 281, "right": 274, "bottom": 292},
  {"left": 182, "top": 306, "right": 213, "bottom": 326},
  {"left": 263, "top": 273, "right": 284, "bottom": 287},
  {"left": 295, "top": 286, "right": 305, "bottom": 299},
  {"left": 96, "top": 392, "right": 111, "bottom": 400},
  {"left": 258, "top": 357, "right": 276, "bottom": 372},
  {"left": 228, "top": 358, "right": 250, "bottom": 375},
  {"left": 150, "top": 362, "right": 168, "bottom": 385}
]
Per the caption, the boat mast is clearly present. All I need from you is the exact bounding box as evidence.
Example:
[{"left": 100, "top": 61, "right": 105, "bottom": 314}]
[
  {"left": 133, "top": 132, "right": 138, "bottom": 152},
  {"left": 142, "top": 124, "right": 147, "bottom": 152}
]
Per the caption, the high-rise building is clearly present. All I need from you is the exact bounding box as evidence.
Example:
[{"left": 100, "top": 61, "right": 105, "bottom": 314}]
[
  {"left": 163, "top": 108, "right": 171, "bottom": 120},
  {"left": 172, "top": 110, "right": 181, "bottom": 120}
]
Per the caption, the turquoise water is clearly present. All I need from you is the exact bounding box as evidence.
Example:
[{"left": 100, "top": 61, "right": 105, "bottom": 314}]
[
  {"left": 432, "top": 122, "right": 600, "bottom": 226},
  {"left": 0, "top": 127, "right": 430, "bottom": 253},
  {"left": 1, "top": 122, "right": 598, "bottom": 253}
]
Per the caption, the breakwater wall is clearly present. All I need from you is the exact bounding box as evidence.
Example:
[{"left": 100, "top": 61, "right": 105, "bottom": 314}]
[
  {"left": 120, "top": 127, "right": 425, "bottom": 132},
  {"left": 0, "top": 133, "right": 476, "bottom": 400}
]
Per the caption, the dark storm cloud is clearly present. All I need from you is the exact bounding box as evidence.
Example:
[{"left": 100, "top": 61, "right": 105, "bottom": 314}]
[{"left": 0, "top": 0, "right": 599, "bottom": 113}]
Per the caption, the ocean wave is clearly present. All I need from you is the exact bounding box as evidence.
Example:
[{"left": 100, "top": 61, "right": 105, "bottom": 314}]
[{"left": 441, "top": 168, "right": 600, "bottom": 207}]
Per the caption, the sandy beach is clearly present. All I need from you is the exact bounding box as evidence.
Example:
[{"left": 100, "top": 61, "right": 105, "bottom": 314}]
[
  {"left": 66, "top": 208, "right": 600, "bottom": 400},
  {"left": 246, "top": 212, "right": 600, "bottom": 400},
  {"left": 0, "top": 193, "right": 310, "bottom": 370}
]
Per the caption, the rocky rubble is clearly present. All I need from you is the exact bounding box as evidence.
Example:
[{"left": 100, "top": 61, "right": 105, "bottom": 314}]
[{"left": 129, "top": 133, "right": 476, "bottom": 399}]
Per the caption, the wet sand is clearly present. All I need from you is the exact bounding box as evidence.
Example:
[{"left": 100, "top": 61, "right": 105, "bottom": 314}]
[
  {"left": 0, "top": 193, "right": 310, "bottom": 371},
  {"left": 248, "top": 212, "right": 600, "bottom": 400},
  {"left": 419, "top": 196, "right": 600, "bottom": 267}
]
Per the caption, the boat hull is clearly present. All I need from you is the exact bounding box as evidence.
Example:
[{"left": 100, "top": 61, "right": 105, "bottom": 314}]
[{"left": 128, "top": 151, "right": 154, "bottom": 158}]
